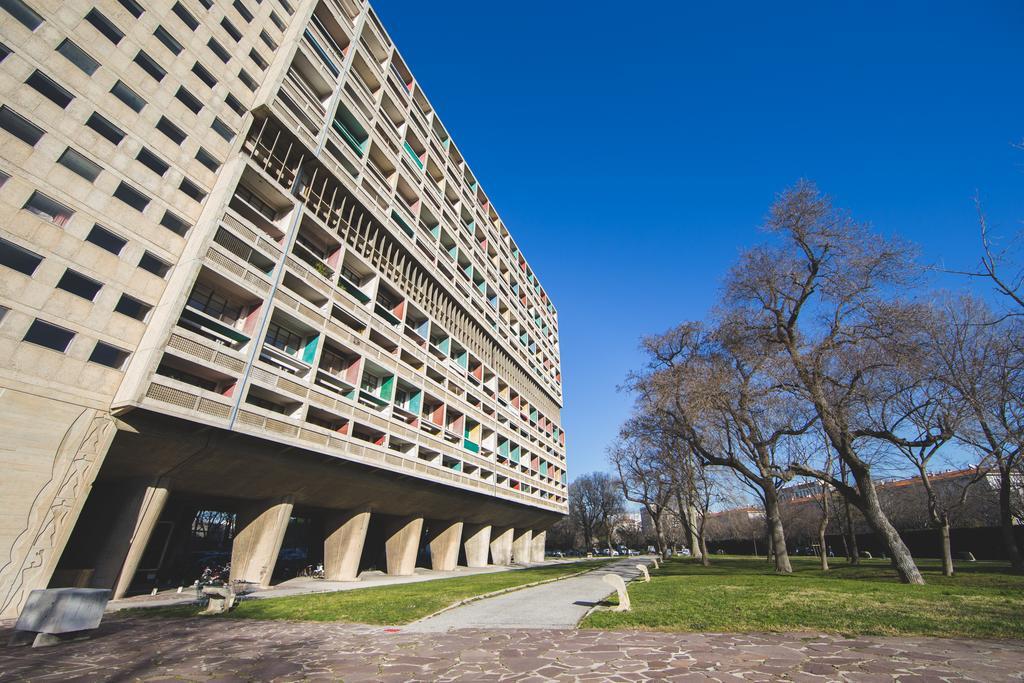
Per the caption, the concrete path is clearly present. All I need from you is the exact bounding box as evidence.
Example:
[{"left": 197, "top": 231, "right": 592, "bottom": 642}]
[
  {"left": 106, "top": 557, "right": 598, "bottom": 612},
  {"left": 402, "top": 556, "right": 652, "bottom": 632},
  {"left": 2, "top": 614, "right": 1022, "bottom": 681}
]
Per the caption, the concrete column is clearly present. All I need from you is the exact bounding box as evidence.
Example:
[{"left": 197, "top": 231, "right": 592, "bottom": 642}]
[
  {"left": 230, "top": 496, "right": 294, "bottom": 587},
  {"left": 531, "top": 530, "right": 547, "bottom": 563},
  {"left": 324, "top": 507, "right": 370, "bottom": 581},
  {"left": 489, "top": 526, "right": 514, "bottom": 566},
  {"left": 91, "top": 478, "right": 170, "bottom": 597},
  {"left": 511, "top": 528, "right": 533, "bottom": 565},
  {"left": 384, "top": 516, "right": 423, "bottom": 576},
  {"left": 462, "top": 523, "right": 492, "bottom": 567},
  {"left": 427, "top": 520, "right": 463, "bottom": 572}
]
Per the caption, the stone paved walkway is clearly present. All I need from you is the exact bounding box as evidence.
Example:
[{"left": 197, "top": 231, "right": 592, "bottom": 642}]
[{"left": 1, "top": 615, "right": 1021, "bottom": 682}]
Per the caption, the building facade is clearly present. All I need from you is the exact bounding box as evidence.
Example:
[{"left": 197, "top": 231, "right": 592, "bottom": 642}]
[{"left": 0, "top": 0, "right": 566, "bottom": 617}]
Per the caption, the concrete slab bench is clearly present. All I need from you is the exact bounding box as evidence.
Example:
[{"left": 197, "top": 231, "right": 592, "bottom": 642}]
[{"left": 9, "top": 588, "right": 111, "bottom": 647}]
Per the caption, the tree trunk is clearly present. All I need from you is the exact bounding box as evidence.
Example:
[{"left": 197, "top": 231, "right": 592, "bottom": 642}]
[
  {"left": 764, "top": 490, "right": 792, "bottom": 573},
  {"left": 855, "top": 481, "right": 924, "bottom": 585},
  {"left": 651, "top": 511, "right": 668, "bottom": 560},
  {"left": 699, "top": 532, "right": 710, "bottom": 566},
  {"left": 844, "top": 499, "right": 860, "bottom": 564},
  {"left": 688, "top": 503, "right": 703, "bottom": 560},
  {"left": 817, "top": 497, "right": 829, "bottom": 571},
  {"left": 997, "top": 465, "right": 1024, "bottom": 570},
  {"left": 940, "top": 520, "right": 953, "bottom": 577}
]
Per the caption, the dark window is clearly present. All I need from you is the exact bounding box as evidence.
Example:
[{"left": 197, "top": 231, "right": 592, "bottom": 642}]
[
  {"left": 237, "top": 68, "right": 257, "bottom": 91},
  {"left": 113, "top": 182, "right": 150, "bottom": 212},
  {"left": 160, "top": 211, "right": 190, "bottom": 236},
  {"left": 179, "top": 178, "right": 206, "bottom": 201},
  {"left": 249, "top": 49, "right": 267, "bottom": 71},
  {"left": 195, "top": 147, "right": 220, "bottom": 171},
  {"left": 114, "top": 293, "right": 151, "bottom": 320},
  {"left": 56, "top": 39, "right": 99, "bottom": 75},
  {"left": 24, "top": 191, "right": 73, "bottom": 226},
  {"left": 89, "top": 341, "right": 129, "bottom": 368},
  {"left": 0, "top": 41, "right": 10, "bottom": 61},
  {"left": 136, "top": 147, "right": 169, "bottom": 176},
  {"left": 174, "top": 86, "right": 202, "bottom": 114},
  {"left": 139, "top": 252, "right": 170, "bottom": 276},
  {"left": 172, "top": 2, "right": 198, "bottom": 30},
  {"left": 191, "top": 62, "right": 217, "bottom": 88},
  {"left": 197, "top": 0, "right": 212, "bottom": 8},
  {"left": 117, "top": 0, "right": 143, "bottom": 18},
  {"left": 56, "top": 268, "right": 102, "bottom": 300},
  {"left": 1, "top": 0, "right": 42, "bottom": 30},
  {"left": 188, "top": 281, "right": 242, "bottom": 321},
  {"left": 85, "top": 224, "right": 126, "bottom": 255},
  {"left": 278, "top": 0, "right": 293, "bottom": 15},
  {"left": 156, "top": 116, "right": 186, "bottom": 144},
  {"left": 25, "top": 70, "right": 73, "bottom": 108},
  {"left": 0, "top": 105, "right": 44, "bottom": 145},
  {"left": 224, "top": 93, "right": 245, "bottom": 116},
  {"left": 269, "top": 10, "right": 285, "bottom": 32},
  {"left": 0, "top": 237, "right": 42, "bottom": 275},
  {"left": 153, "top": 25, "right": 183, "bottom": 55},
  {"left": 259, "top": 30, "right": 277, "bottom": 51},
  {"left": 221, "top": 17, "right": 242, "bottom": 41},
  {"left": 133, "top": 50, "right": 166, "bottom": 82},
  {"left": 57, "top": 148, "right": 102, "bottom": 182},
  {"left": 84, "top": 8, "right": 123, "bottom": 44},
  {"left": 233, "top": 0, "right": 253, "bottom": 22},
  {"left": 265, "top": 321, "right": 303, "bottom": 355},
  {"left": 207, "top": 37, "right": 230, "bottom": 63},
  {"left": 23, "top": 319, "right": 74, "bottom": 352},
  {"left": 111, "top": 80, "right": 146, "bottom": 112},
  {"left": 211, "top": 117, "right": 234, "bottom": 141},
  {"left": 85, "top": 112, "right": 124, "bottom": 144}
]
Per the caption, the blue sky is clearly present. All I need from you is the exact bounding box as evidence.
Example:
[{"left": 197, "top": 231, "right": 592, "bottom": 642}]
[{"left": 372, "top": 1, "right": 1024, "bottom": 478}]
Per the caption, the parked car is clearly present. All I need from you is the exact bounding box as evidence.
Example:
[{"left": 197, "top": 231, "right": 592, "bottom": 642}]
[{"left": 679, "top": 548, "right": 691, "bottom": 557}]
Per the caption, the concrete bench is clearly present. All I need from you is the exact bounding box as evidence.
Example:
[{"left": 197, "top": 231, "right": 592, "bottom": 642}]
[{"left": 9, "top": 588, "right": 111, "bottom": 647}]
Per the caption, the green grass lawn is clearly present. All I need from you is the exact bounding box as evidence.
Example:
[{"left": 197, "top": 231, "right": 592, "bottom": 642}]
[
  {"left": 582, "top": 555, "right": 1024, "bottom": 640},
  {"left": 140, "top": 559, "right": 612, "bottom": 625}
]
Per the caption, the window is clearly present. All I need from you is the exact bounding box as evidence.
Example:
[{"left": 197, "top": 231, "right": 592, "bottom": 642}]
[
  {"left": 111, "top": 80, "right": 146, "bottom": 112},
  {"left": 211, "top": 117, "right": 234, "bottom": 142},
  {"left": 24, "top": 191, "right": 73, "bottom": 226},
  {"left": 113, "top": 182, "right": 150, "bottom": 212},
  {"left": 235, "top": 183, "right": 276, "bottom": 220},
  {"left": 0, "top": 237, "right": 42, "bottom": 275},
  {"left": 172, "top": 2, "right": 198, "bottom": 30},
  {"left": 238, "top": 68, "right": 257, "bottom": 91},
  {"left": 179, "top": 178, "right": 206, "bottom": 202},
  {"left": 85, "top": 224, "right": 126, "bottom": 255},
  {"left": 249, "top": 49, "right": 267, "bottom": 71},
  {"left": 84, "top": 9, "right": 123, "bottom": 44},
  {"left": 195, "top": 147, "right": 220, "bottom": 171},
  {"left": 23, "top": 319, "right": 74, "bottom": 352},
  {"left": 188, "top": 281, "right": 241, "bottom": 321},
  {"left": 278, "top": 0, "right": 293, "bottom": 15},
  {"left": 160, "top": 211, "right": 190, "bottom": 236},
  {"left": 265, "top": 321, "right": 302, "bottom": 355},
  {"left": 133, "top": 50, "right": 166, "bottom": 82},
  {"left": 89, "top": 341, "right": 129, "bottom": 368},
  {"left": 114, "top": 293, "right": 151, "bottom": 320},
  {"left": 25, "top": 70, "right": 73, "bottom": 108},
  {"left": 0, "top": 306, "right": 7, "bottom": 324},
  {"left": 191, "top": 62, "right": 217, "bottom": 88},
  {"left": 0, "top": 41, "right": 10, "bottom": 61},
  {"left": 174, "top": 86, "right": 202, "bottom": 114},
  {"left": 224, "top": 93, "right": 245, "bottom": 116},
  {"left": 85, "top": 112, "right": 124, "bottom": 144},
  {"left": 259, "top": 30, "right": 277, "bottom": 51},
  {"left": 153, "top": 25, "right": 183, "bottom": 55},
  {"left": 117, "top": 0, "right": 143, "bottom": 18},
  {"left": 156, "top": 116, "right": 186, "bottom": 144},
  {"left": 221, "top": 17, "right": 242, "bottom": 41},
  {"left": 136, "top": 147, "right": 169, "bottom": 176},
  {"left": 233, "top": 0, "right": 253, "bottom": 22},
  {"left": 56, "top": 268, "right": 101, "bottom": 300},
  {"left": 56, "top": 39, "right": 99, "bottom": 75},
  {"left": 207, "top": 37, "right": 230, "bottom": 63},
  {"left": 269, "top": 10, "right": 285, "bottom": 32},
  {"left": 1, "top": 0, "right": 42, "bottom": 30},
  {"left": 138, "top": 251, "right": 170, "bottom": 276},
  {"left": 57, "top": 148, "right": 102, "bottom": 182},
  {"left": 0, "top": 105, "right": 44, "bottom": 145}
]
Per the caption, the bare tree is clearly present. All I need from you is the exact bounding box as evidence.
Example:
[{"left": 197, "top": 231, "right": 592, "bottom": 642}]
[
  {"left": 610, "top": 432, "right": 675, "bottom": 559},
  {"left": 568, "top": 475, "right": 605, "bottom": 552},
  {"left": 724, "top": 181, "right": 939, "bottom": 584}
]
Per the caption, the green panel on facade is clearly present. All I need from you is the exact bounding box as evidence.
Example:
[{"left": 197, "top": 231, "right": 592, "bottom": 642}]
[{"left": 301, "top": 334, "right": 320, "bottom": 364}]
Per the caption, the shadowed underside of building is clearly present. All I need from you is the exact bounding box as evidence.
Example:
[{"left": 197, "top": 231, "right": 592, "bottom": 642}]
[{"left": 0, "top": 0, "right": 566, "bottom": 617}]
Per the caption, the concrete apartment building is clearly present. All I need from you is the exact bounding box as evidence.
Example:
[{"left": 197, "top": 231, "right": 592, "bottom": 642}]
[{"left": 0, "top": 0, "right": 567, "bottom": 618}]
